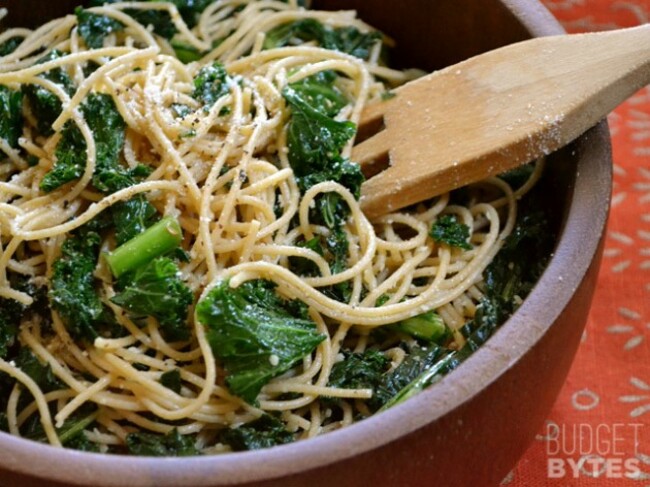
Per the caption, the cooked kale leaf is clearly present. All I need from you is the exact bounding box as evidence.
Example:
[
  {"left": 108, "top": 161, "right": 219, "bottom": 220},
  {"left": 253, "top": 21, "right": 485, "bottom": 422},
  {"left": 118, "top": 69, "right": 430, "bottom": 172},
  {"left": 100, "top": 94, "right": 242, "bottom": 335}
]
[
  {"left": 323, "top": 225, "right": 353, "bottom": 300},
  {"left": 23, "top": 403, "right": 97, "bottom": 450},
  {"left": 126, "top": 429, "right": 198, "bottom": 456},
  {"left": 497, "top": 163, "right": 535, "bottom": 190},
  {"left": 0, "top": 298, "right": 20, "bottom": 359},
  {"left": 86, "top": 95, "right": 129, "bottom": 192},
  {"left": 219, "top": 414, "right": 294, "bottom": 451},
  {"left": 111, "top": 257, "right": 193, "bottom": 341},
  {"left": 0, "top": 37, "right": 23, "bottom": 56},
  {"left": 0, "top": 277, "right": 47, "bottom": 359},
  {"left": 282, "top": 83, "right": 361, "bottom": 302},
  {"left": 196, "top": 279, "right": 325, "bottom": 404},
  {"left": 288, "top": 71, "right": 348, "bottom": 118},
  {"left": 128, "top": 8, "right": 177, "bottom": 39},
  {"left": 0, "top": 85, "right": 22, "bottom": 154},
  {"left": 88, "top": 0, "right": 175, "bottom": 39},
  {"left": 283, "top": 82, "right": 361, "bottom": 206},
  {"left": 429, "top": 214, "right": 472, "bottom": 250},
  {"left": 40, "top": 93, "right": 127, "bottom": 193},
  {"left": 112, "top": 195, "right": 159, "bottom": 245},
  {"left": 333, "top": 26, "right": 382, "bottom": 60},
  {"left": 171, "top": 40, "right": 204, "bottom": 63},
  {"left": 160, "top": 368, "right": 182, "bottom": 393},
  {"left": 40, "top": 116, "right": 85, "bottom": 192},
  {"left": 485, "top": 207, "right": 551, "bottom": 301},
  {"left": 460, "top": 196, "right": 554, "bottom": 348},
  {"left": 264, "top": 19, "right": 381, "bottom": 60},
  {"left": 283, "top": 84, "right": 356, "bottom": 181},
  {"left": 65, "top": 431, "right": 100, "bottom": 452},
  {"left": 49, "top": 231, "right": 104, "bottom": 340},
  {"left": 369, "top": 344, "right": 458, "bottom": 411},
  {"left": 169, "top": 0, "right": 214, "bottom": 28},
  {"left": 76, "top": 7, "right": 125, "bottom": 49},
  {"left": 299, "top": 157, "right": 364, "bottom": 199},
  {"left": 288, "top": 236, "right": 323, "bottom": 277},
  {"left": 15, "top": 348, "right": 64, "bottom": 393},
  {"left": 300, "top": 160, "right": 363, "bottom": 290},
  {"left": 288, "top": 223, "right": 351, "bottom": 303},
  {"left": 213, "top": 279, "right": 310, "bottom": 321},
  {"left": 22, "top": 50, "right": 75, "bottom": 137},
  {"left": 327, "top": 349, "right": 389, "bottom": 395},
  {"left": 107, "top": 164, "right": 157, "bottom": 245},
  {"left": 89, "top": 0, "right": 213, "bottom": 39},
  {"left": 192, "top": 62, "right": 232, "bottom": 108}
]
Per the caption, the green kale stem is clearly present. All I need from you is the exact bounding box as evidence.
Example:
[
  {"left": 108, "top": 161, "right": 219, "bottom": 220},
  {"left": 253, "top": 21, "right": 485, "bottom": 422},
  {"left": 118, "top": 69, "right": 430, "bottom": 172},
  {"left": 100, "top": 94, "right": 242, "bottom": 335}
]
[
  {"left": 104, "top": 216, "right": 182, "bottom": 278},
  {"left": 58, "top": 410, "right": 97, "bottom": 445},
  {"left": 397, "top": 311, "right": 448, "bottom": 343}
]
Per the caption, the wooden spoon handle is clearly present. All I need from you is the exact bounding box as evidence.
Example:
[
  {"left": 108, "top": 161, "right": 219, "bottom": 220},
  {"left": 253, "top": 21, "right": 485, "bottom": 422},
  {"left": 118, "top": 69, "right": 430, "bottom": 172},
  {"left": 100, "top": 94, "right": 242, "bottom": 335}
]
[{"left": 356, "top": 24, "right": 650, "bottom": 218}]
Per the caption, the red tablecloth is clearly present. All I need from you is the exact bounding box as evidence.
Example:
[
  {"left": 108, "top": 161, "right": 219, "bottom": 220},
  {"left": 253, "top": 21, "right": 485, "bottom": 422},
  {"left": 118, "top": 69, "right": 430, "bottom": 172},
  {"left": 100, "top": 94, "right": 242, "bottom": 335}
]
[{"left": 510, "top": 1, "right": 650, "bottom": 485}]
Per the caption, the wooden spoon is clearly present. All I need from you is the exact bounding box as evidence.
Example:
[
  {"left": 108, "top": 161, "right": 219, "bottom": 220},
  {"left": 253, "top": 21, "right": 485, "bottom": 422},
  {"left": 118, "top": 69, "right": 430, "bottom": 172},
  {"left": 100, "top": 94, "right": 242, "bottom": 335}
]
[{"left": 354, "top": 24, "right": 650, "bottom": 218}]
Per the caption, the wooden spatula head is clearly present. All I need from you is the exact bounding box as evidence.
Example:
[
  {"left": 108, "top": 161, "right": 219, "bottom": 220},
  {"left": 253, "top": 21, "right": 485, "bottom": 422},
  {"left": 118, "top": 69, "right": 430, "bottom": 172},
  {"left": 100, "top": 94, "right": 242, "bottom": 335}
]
[{"left": 354, "top": 24, "right": 650, "bottom": 218}]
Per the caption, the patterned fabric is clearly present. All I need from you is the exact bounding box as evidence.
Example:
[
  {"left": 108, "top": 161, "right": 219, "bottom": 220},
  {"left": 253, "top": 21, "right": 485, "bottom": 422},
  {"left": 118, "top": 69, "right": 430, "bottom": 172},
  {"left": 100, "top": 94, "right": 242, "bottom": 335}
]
[{"left": 508, "top": 1, "right": 650, "bottom": 485}]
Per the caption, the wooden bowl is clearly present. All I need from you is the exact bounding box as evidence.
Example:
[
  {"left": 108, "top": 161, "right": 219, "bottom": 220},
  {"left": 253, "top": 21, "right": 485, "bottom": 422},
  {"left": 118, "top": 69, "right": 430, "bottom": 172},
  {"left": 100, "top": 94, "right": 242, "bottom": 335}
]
[{"left": 0, "top": 0, "right": 611, "bottom": 485}]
